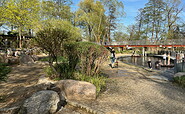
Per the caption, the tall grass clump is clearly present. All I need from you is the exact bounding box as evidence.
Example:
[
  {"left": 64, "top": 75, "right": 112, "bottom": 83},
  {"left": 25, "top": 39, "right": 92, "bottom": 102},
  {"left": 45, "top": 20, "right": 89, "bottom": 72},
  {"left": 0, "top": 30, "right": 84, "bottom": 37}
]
[{"left": 74, "top": 72, "right": 107, "bottom": 95}]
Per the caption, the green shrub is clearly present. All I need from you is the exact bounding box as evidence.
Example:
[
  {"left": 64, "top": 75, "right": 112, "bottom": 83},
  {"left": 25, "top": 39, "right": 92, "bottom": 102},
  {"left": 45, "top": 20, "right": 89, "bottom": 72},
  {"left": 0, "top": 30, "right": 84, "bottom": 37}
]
[
  {"left": 0, "top": 63, "right": 11, "bottom": 81},
  {"left": 173, "top": 75, "right": 185, "bottom": 87},
  {"left": 64, "top": 42, "right": 109, "bottom": 76},
  {"left": 43, "top": 42, "right": 109, "bottom": 94},
  {"left": 74, "top": 72, "right": 107, "bottom": 95},
  {"left": 35, "top": 19, "right": 81, "bottom": 79}
]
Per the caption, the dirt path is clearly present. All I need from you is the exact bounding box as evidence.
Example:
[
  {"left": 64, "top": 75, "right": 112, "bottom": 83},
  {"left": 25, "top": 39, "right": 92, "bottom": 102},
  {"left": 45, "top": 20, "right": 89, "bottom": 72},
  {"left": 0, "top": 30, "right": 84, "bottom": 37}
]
[
  {"left": 80, "top": 60, "right": 185, "bottom": 113},
  {"left": 0, "top": 63, "right": 45, "bottom": 108}
]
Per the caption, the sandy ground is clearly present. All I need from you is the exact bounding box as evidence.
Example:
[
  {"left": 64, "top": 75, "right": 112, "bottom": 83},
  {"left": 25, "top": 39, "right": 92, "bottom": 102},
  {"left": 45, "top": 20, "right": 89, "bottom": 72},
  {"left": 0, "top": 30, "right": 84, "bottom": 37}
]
[{"left": 0, "top": 63, "right": 45, "bottom": 108}]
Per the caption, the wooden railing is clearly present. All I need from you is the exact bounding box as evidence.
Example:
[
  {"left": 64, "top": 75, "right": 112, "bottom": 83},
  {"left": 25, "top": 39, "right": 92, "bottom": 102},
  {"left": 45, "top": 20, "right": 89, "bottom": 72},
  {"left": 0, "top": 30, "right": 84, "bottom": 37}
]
[{"left": 104, "top": 39, "right": 185, "bottom": 45}]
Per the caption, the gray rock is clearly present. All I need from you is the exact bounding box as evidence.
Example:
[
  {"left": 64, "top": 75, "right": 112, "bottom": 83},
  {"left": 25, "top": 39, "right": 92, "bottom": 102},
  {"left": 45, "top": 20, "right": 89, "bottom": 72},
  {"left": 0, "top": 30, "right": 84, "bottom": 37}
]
[
  {"left": 31, "top": 55, "right": 39, "bottom": 61},
  {"left": 19, "top": 90, "right": 60, "bottom": 114},
  {"left": 0, "top": 107, "right": 20, "bottom": 114},
  {"left": 19, "top": 54, "right": 34, "bottom": 64},
  {"left": 174, "top": 72, "right": 185, "bottom": 78},
  {"left": 55, "top": 80, "right": 96, "bottom": 101}
]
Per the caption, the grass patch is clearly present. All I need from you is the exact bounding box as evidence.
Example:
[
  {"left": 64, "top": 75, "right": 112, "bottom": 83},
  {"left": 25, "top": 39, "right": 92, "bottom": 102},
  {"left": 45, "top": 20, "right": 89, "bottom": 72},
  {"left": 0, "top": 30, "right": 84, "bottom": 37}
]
[
  {"left": 74, "top": 72, "right": 107, "bottom": 95},
  {"left": 0, "top": 63, "right": 11, "bottom": 81},
  {"left": 117, "top": 50, "right": 133, "bottom": 54},
  {"left": 39, "top": 56, "right": 67, "bottom": 62},
  {"left": 173, "top": 75, "right": 185, "bottom": 87}
]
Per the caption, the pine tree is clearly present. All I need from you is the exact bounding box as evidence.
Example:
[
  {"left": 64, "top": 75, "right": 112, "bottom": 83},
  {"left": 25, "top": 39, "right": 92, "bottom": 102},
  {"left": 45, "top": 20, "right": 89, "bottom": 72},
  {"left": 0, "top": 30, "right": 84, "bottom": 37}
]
[{"left": 100, "top": 0, "right": 125, "bottom": 42}]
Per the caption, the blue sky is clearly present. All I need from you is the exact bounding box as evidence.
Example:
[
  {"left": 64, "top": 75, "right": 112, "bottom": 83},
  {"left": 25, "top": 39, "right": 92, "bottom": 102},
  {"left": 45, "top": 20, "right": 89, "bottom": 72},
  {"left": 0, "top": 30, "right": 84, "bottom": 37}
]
[
  {"left": 71, "top": 0, "right": 185, "bottom": 26},
  {"left": 121, "top": 0, "right": 148, "bottom": 26},
  {"left": 71, "top": 0, "right": 149, "bottom": 26}
]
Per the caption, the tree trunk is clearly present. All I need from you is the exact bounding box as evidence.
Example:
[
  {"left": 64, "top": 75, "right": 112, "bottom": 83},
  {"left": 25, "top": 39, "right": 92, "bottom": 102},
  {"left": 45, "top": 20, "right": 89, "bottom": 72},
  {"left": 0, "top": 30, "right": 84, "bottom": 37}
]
[{"left": 19, "top": 31, "right": 22, "bottom": 48}]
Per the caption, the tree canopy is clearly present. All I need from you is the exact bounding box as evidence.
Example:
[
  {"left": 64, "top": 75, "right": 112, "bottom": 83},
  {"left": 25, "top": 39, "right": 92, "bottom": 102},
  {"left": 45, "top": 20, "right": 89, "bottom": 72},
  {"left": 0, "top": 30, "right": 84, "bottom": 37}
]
[
  {"left": 0, "top": 0, "right": 184, "bottom": 43},
  {"left": 132, "top": 0, "right": 184, "bottom": 42}
]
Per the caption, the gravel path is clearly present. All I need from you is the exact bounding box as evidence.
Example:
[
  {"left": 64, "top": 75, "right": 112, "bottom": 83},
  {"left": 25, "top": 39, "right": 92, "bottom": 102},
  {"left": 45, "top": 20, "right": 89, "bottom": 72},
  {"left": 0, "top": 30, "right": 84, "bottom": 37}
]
[{"left": 80, "top": 61, "right": 185, "bottom": 114}]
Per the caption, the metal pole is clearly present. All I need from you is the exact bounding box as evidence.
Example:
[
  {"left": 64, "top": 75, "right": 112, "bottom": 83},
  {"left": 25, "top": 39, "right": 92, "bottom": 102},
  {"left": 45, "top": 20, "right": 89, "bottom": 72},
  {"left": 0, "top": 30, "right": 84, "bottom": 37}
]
[
  {"left": 182, "top": 58, "right": 184, "bottom": 72},
  {"left": 174, "top": 59, "right": 177, "bottom": 74},
  {"left": 142, "top": 47, "right": 145, "bottom": 56}
]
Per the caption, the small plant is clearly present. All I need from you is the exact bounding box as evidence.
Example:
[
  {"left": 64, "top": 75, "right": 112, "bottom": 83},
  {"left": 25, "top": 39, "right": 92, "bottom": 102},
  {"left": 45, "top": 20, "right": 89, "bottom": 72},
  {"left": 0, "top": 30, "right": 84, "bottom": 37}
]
[
  {"left": 44, "top": 62, "right": 74, "bottom": 79},
  {"left": 44, "top": 66, "right": 55, "bottom": 78},
  {"left": 173, "top": 75, "right": 185, "bottom": 87}
]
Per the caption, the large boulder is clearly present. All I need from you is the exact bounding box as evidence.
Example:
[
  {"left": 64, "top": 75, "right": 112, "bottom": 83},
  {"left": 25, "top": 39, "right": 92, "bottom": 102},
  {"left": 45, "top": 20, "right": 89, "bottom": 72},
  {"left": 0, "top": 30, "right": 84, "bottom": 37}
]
[
  {"left": 19, "top": 54, "right": 34, "bottom": 64},
  {"left": 55, "top": 80, "right": 96, "bottom": 101},
  {"left": 19, "top": 90, "right": 60, "bottom": 114}
]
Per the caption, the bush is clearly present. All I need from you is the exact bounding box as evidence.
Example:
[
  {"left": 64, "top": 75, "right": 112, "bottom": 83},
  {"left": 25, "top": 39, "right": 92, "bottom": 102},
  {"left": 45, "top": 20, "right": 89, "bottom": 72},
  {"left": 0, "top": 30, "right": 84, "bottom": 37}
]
[
  {"left": 35, "top": 19, "right": 81, "bottom": 79},
  {"left": 173, "top": 76, "right": 185, "bottom": 87},
  {"left": 43, "top": 42, "right": 109, "bottom": 93},
  {"left": 64, "top": 42, "right": 109, "bottom": 76},
  {"left": 0, "top": 63, "right": 11, "bottom": 81}
]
